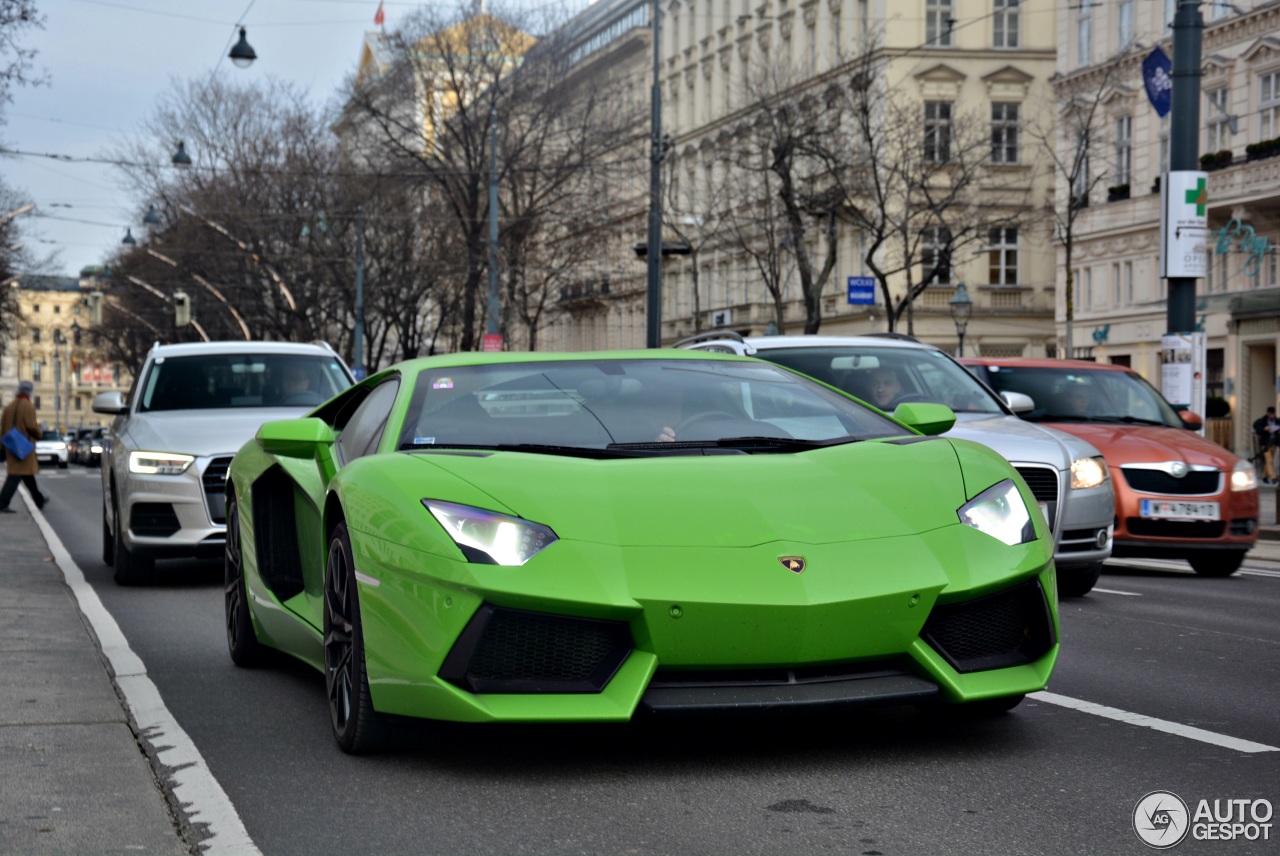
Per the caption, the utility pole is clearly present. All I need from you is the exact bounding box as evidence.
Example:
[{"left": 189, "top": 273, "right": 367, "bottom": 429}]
[
  {"left": 354, "top": 206, "right": 365, "bottom": 379},
  {"left": 1167, "top": 0, "right": 1203, "bottom": 336},
  {"left": 486, "top": 102, "right": 501, "bottom": 350},
  {"left": 645, "top": 0, "right": 663, "bottom": 348}
]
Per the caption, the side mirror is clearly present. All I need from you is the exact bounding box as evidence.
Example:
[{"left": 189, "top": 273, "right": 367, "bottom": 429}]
[
  {"left": 1178, "top": 410, "right": 1204, "bottom": 430},
  {"left": 257, "top": 417, "right": 336, "bottom": 458},
  {"left": 92, "top": 391, "right": 127, "bottom": 415},
  {"left": 1001, "top": 391, "right": 1035, "bottom": 414},
  {"left": 892, "top": 402, "right": 957, "bottom": 436}
]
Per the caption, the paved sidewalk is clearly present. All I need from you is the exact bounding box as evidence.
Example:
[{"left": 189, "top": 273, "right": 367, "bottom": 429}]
[{"left": 0, "top": 487, "right": 191, "bottom": 856}]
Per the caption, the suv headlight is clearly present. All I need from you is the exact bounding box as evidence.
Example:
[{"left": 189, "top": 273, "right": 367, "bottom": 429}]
[
  {"left": 1070, "top": 455, "right": 1108, "bottom": 490},
  {"left": 423, "top": 500, "right": 558, "bottom": 566},
  {"left": 958, "top": 479, "right": 1035, "bottom": 546},
  {"left": 1231, "top": 459, "right": 1257, "bottom": 492},
  {"left": 129, "top": 451, "right": 195, "bottom": 475}
]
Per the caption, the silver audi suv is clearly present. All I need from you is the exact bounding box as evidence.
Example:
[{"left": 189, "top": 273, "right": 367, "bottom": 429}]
[
  {"left": 94, "top": 340, "right": 354, "bottom": 584},
  {"left": 681, "top": 333, "right": 1114, "bottom": 596}
]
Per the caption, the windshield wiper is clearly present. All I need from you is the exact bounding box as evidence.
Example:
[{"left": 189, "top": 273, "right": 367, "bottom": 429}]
[
  {"left": 1089, "top": 415, "right": 1169, "bottom": 426},
  {"left": 713, "top": 435, "right": 849, "bottom": 450}
]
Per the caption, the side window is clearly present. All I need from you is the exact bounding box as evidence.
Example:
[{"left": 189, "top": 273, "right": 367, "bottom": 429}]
[{"left": 335, "top": 379, "right": 400, "bottom": 464}]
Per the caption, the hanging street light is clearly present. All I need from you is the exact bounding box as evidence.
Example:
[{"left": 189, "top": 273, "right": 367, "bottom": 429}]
[
  {"left": 949, "top": 281, "right": 974, "bottom": 357},
  {"left": 229, "top": 27, "right": 257, "bottom": 69},
  {"left": 172, "top": 142, "right": 192, "bottom": 168},
  {"left": 143, "top": 205, "right": 162, "bottom": 225},
  {"left": 121, "top": 228, "right": 136, "bottom": 246}
]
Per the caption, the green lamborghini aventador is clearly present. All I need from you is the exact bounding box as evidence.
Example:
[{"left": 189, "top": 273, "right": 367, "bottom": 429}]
[{"left": 224, "top": 350, "right": 1059, "bottom": 753}]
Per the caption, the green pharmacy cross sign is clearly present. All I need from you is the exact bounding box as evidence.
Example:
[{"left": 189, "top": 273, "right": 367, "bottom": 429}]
[{"left": 1185, "top": 177, "right": 1208, "bottom": 217}]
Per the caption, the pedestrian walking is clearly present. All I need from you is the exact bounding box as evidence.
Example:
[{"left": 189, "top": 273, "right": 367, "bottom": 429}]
[
  {"left": 0, "top": 379, "right": 46, "bottom": 512},
  {"left": 1253, "top": 406, "right": 1280, "bottom": 485}
]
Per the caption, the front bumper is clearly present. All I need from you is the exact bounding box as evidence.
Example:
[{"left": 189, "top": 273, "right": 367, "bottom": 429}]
[
  {"left": 1112, "top": 467, "right": 1259, "bottom": 554},
  {"left": 315, "top": 521, "right": 1058, "bottom": 724}
]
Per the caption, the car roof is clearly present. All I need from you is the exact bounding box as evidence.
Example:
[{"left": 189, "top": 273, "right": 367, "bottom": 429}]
[
  {"left": 961, "top": 357, "right": 1134, "bottom": 372},
  {"left": 691, "top": 333, "right": 939, "bottom": 352},
  {"left": 147, "top": 340, "right": 339, "bottom": 359}
]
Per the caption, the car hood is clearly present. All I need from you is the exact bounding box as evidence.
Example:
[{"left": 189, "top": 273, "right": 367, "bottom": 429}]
[
  {"left": 409, "top": 438, "right": 969, "bottom": 547},
  {"left": 1043, "top": 422, "right": 1240, "bottom": 467},
  {"left": 947, "top": 413, "right": 1094, "bottom": 469},
  {"left": 123, "top": 408, "right": 312, "bottom": 458}
]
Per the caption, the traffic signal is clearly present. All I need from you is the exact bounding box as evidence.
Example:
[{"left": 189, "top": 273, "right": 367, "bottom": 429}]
[{"left": 173, "top": 291, "right": 191, "bottom": 326}]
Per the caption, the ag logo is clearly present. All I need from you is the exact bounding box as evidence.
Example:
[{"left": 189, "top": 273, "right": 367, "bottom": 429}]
[
  {"left": 778, "top": 556, "right": 805, "bottom": 574},
  {"left": 1133, "top": 790, "right": 1190, "bottom": 849}
]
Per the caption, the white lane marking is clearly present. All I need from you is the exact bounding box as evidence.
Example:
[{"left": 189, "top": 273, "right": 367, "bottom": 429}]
[
  {"left": 1090, "top": 587, "right": 1142, "bottom": 596},
  {"left": 1031, "top": 691, "right": 1279, "bottom": 754},
  {"left": 23, "top": 491, "right": 262, "bottom": 856},
  {"left": 1242, "top": 568, "right": 1280, "bottom": 578}
]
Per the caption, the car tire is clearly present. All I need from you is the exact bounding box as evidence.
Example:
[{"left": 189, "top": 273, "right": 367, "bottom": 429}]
[
  {"left": 1188, "top": 550, "right": 1246, "bottom": 577},
  {"left": 325, "top": 521, "right": 386, "bottom": 755},
  {"left": 1057, "top": 563, "right": 1102, "bottom": 597},
  {"left": 102, "top": 505, "right": 114, "bottom": 567},
  {"left": 225, "top": 496, "right": 264, "bottom": 667},
  {"left": 58, "top": 460, "right": 67, "bottom": 469},
  {"left": 112, "top": 492, "right": 154, "bottom": 586}
]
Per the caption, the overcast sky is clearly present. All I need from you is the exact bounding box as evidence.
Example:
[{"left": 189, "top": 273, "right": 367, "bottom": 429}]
[{"left": 0, "top": 0, "right": 412, "bottom": 278}]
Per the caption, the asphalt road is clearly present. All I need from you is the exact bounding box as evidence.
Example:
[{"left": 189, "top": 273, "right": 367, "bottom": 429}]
[{"left": 39, "top": 467, "right": 1280, "bottom": 856}]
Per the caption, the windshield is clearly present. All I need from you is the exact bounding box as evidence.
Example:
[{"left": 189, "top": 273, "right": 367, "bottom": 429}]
[
  {"left": 139, "top": 354, "right": 352, "bottom": 412},
  {"left": 755, "top": 345, "right": 1006, "bottom": 414},
  {"left": 978, "top": 365, "right": 1183, "bottom": 427},
  {"left": 399, "top": 358, "right": 906, "bottom": 451}
]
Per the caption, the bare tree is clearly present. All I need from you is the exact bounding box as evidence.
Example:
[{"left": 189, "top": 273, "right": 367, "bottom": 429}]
[{"left": 1027, "top": 57, "right": 1124, "bottom": 358}]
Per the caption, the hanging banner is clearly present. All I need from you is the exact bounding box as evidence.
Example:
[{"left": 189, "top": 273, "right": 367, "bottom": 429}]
[{"left": 1160, "top": 171, "right": 1209, "bottom": 278}]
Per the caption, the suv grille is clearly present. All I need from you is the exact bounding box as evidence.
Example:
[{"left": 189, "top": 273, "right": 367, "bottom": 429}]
[{"left": 202, "top": 456, "right": 233, "bottom": 525}]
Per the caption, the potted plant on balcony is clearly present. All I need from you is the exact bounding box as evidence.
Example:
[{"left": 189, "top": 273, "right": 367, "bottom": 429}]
[
  {"left": 1200, "top": 149, "right": 1233, "bottom": 171},
  {"left": 1107, "top": 183, "right": 1131, "bottom": 202},
  {"left": 1246, "top": 137, "right": 1280, "bottom": 162}
]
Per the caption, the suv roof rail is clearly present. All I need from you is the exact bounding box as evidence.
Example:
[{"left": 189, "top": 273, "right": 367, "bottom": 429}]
[
  {"left": 863, "top": 332, "right": 921, "bottom": 343},
  {"left": 672, "top": 329, "right": 747, "bottom": 348}
]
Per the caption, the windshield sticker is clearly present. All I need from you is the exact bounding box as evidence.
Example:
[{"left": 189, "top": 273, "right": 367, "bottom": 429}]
[
  {"left": 413, "top": 437, "right": 437, "bottom": 445},
  {"left": 432, "top": 377, "right": 454, "bottom": 389}
]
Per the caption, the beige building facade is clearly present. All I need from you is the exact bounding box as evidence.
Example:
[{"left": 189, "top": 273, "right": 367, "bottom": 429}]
[
  {"left": 546, "top": 0, "right": 1063, "bottom": 356},
  {"left": 1, "top": 273, "right": 121, "bottom": 432},
  {"left": 1055, "top": 1, "right": 1280, "bottom": 456}
]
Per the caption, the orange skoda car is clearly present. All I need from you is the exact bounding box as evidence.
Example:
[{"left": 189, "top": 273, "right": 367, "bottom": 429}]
[{"left": 962, "top": 358, "right": 1258, "bottom": 578}]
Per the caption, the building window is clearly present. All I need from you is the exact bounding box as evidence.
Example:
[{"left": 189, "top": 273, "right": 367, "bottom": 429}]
[
  {"left": 1077, "top": 11, "right": 1092, "bottom": 68},
  {"left": 74, "top": 397, "right": 82, "bottom": 411},
  {"left": 1163, "top": 0, "right": 1175, "bottom": 31},
  {"left": 33, "top": 360, "right": 41, "bottom": 381},
  {"left": 922, "top": 226, "right": 952, "bottom": 285},
  {"left": 1206, "top": 88, "right": 1230, "bottom": 152},
  {"left": 34, "top": 396, "right": 41, "bottom": 410},
  {"left": 924, "top": 101, "right": 952, "bottom": 163},
  {"left": 1071, "top": 128, "right": 1090, "bottom": 204},
  {"left": 926, "top": 0, "right": 953, "bottom": 47},
  {"left": 1114, "top": 115, "right": 1132, "bottom": 185},
  {"left": 1125, "top": 261, "right": 1134, "bottom": 304},
  {"left": 988, "top": 227, "right": 1018, "bottom": 285},
  {"left": 1083, "top": 268, "right": 1092, "bottom": 309},
  {"left": 1118, "top": 1, "right": 1135, "bottom": 48},
  {"left": 31, "top": 327, "right": 40, "bottom": 343},
  {"left": 993, "top": 0, "right": 1019, "bottom": 49},
  {"left": 1260, "top": 71, "right": 1280, "bottom": 140},
  {"left": 807, "top": 22, "right": 816, "bottom": 75},
  {"left": 991, "top": 102, "right": 1019, "bottom": 163},
  {"left": 1112, "top": 263, "right": 1121, "bottom": 306}
]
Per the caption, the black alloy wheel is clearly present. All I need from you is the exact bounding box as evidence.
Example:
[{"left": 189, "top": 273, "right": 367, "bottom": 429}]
[
  {"left": 1188, "top": 550, "right": 1246, "bottom": 577},
  {"left": 224, "top": 496, "right": 263, "bottom": 666},
  {"left": 324, "top": 521, "right": 386, "bottom": 754}
]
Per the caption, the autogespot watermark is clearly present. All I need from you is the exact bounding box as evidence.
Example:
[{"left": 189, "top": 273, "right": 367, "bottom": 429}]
[{"left": 1133, "top": 790, "right": 1274, "bottom": 848}]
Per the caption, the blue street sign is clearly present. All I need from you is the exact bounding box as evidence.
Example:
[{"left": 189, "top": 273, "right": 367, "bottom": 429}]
[
  {"left": 847, "top": 276, "right": 875, "bottom": 305},
  {"left": 353, "top": 366, "right": 367, "bottom": 381}
]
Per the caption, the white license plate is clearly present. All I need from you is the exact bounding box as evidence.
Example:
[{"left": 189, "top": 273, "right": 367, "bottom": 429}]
[{"left": 1139, "top": 499, "right": 1219, "bottom": 520}]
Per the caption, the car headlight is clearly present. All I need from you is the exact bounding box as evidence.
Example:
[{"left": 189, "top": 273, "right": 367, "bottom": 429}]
[
  {"left": 958, "top": 479, "right": 1036, "bottom": 546},
  {"left": 1070, "top": 455, "right": 1108, "bottom": 490},
  {"left": 52, "top": 442, "right": 66, "bottom": 451},
  {"left": 1231, "top": 459, "right": 1257, "bottom": 492},
  {"left": 422, "top": 499, "right": 558, "bottom": 566},
  {"left": 129, "top": 451, "right": 195, "bottom": 475}
]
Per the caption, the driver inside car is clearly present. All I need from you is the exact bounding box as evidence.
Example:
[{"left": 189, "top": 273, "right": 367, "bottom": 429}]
[{"left": 867, "top": 367, "right": 903, "bottom": 410}]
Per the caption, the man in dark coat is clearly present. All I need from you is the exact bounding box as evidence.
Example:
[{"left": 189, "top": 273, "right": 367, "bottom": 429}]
[{"left": 0, "top": 380, "right": 46, "bottom": 512}]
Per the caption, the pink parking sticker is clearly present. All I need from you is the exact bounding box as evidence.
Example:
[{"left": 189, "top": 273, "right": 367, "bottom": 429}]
[{"left": 432, "top": 377, "right": 454, "bottom": 389}]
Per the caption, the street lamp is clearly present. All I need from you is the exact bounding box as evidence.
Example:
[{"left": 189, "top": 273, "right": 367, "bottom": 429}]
[
  {"left": 229, "top": 27, "right": 257, "bottom": 69},
  {"left": 121, "top": 228, "right": 136, "bottom": 246},
  {"left": 949, "top": 281, "right": 973, "bottom": 357},
  {"left": 172, "top": 142, "right": 192, "bottom": 168},
  {"left": 143, "top": 205, "right": 162, "bottom": 225}
]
